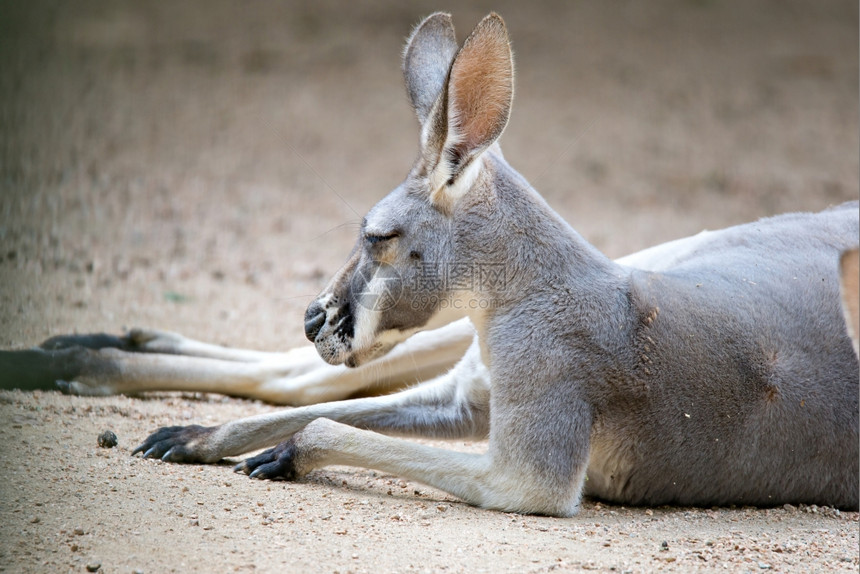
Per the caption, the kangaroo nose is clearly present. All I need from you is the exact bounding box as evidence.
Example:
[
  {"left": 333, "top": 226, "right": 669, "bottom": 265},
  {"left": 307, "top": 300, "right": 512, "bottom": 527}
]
[{"left": 304, "top": 301, "right": 326, "bottom": 342}]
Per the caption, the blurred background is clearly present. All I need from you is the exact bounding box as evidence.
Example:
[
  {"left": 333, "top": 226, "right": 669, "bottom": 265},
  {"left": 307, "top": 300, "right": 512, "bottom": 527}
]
[{"left": 1, "top": 0, "right": 857, "bottom": 350}]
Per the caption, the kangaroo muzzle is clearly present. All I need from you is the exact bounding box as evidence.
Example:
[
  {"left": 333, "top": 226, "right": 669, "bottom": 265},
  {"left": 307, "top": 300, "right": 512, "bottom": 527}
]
[{"left": 304, "top": 301, "right": 326, "bottom": 342}]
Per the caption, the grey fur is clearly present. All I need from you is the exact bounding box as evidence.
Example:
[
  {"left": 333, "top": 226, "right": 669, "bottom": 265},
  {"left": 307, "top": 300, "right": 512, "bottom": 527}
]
[
  {"left": 402, "top": 12, "right": 457, "bottom": 125},
  {"left": 299, "top": 13, "right": 859, "bottom": 514},
  {"left": 124, "top": 13, "right": 860, "bottom": 516}
]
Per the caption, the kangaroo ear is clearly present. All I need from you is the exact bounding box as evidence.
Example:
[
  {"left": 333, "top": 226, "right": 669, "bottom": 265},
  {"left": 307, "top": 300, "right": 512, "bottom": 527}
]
[
  {"left": 428, "top": 13, "right": 514, "bottom": 211},
  {"left": 840, "top": 248, "right": 860, "bottom": 356},
  {"left": 402, "top": 13, "right": 458, "bottom": 125}
]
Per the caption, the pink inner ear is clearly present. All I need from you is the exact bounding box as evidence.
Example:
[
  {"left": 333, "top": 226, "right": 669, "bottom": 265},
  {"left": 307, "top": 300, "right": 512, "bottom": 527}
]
[
  {"left": 448, "top": 18, "right": 513, "bottom": 159},
  {"left": 840, "top": 249, "right": 860, "bottom": 351}
]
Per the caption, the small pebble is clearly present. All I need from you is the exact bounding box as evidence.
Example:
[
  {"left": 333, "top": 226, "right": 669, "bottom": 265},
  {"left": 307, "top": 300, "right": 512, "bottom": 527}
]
[
  {"left": 86, "top": 562, "right": 101, "bottom": 572},
  {"left": 74, "top": 527, "right": 85, "bottom": 536},
  {"left": 30, "top": 516, "right": 40, "bottom": 524},
  {"left": 97, "top": 430, "right": 118, "bottom": 448}
]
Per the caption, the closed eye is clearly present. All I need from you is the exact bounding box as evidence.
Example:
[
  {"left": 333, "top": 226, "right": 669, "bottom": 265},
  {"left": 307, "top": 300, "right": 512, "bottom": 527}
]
[{"left": 365, "top": 232, "right": 400, "bottom": 245}]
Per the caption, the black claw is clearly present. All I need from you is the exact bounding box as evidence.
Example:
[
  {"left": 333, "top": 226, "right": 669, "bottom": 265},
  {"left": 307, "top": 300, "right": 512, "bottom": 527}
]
[
  {"left": 132, "top": 425, "right": 213, "bottom": 463},
  {"left": 249, "top": 464, "right": 284, "bottom": 480},
  {"left": 237, "top": 440, "right": 299, "bottom": 481}
]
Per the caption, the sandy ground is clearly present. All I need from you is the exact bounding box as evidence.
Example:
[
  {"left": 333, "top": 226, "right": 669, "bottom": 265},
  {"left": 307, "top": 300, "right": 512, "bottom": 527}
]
[{"left": 1, "top": 1, "right": 858, "bottom": 572}]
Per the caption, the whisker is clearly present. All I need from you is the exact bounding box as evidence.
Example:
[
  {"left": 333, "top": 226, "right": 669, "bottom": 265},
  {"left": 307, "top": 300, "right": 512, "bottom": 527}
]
[{"left": 305, "top": 221, "right": 362, "bottom": 243}]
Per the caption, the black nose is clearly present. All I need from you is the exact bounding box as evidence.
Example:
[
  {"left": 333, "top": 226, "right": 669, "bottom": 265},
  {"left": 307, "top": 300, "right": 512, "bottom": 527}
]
[{"left": 304, "top": 301, "right": 326, "bottom": 342}]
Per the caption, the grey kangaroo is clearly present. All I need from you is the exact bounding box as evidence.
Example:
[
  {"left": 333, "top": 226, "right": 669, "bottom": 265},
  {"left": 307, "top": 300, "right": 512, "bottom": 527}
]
[
  {"left": 126, "top": 13, "right": 859, "bottom": 516},
  {"left": 3, "top": 13, "right": 857, "bottom": 516}
]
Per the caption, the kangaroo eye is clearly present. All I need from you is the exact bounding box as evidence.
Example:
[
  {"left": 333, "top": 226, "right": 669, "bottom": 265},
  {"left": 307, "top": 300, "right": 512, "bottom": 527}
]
[{"left": 365, "top": 232, "right": 400, "bottom": 245}]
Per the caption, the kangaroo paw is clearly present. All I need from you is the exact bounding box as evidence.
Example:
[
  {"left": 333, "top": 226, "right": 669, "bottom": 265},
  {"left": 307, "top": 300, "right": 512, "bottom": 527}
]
[
  {"left": 132, "top": 424, "right": 220, "bottom": 463},
  {"left": 233, "top": 440, "right": 301, "bottom": 481}
]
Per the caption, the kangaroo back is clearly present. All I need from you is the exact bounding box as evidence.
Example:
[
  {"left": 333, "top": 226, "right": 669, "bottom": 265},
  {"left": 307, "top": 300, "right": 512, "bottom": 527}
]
[{"left": 581, "top": 204, "right": 859, "bottom": 508}]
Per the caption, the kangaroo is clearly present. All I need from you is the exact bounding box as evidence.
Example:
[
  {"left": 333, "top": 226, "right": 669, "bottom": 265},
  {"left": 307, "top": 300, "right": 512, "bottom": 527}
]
[{"left": 123, "top": 13, "right": 859, "bottom": 517}]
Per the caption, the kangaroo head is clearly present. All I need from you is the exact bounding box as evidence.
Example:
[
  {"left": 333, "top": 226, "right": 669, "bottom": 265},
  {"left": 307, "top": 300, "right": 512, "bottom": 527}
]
[{"left": 305, "top": 13, "right": 514, "bottom": 367}]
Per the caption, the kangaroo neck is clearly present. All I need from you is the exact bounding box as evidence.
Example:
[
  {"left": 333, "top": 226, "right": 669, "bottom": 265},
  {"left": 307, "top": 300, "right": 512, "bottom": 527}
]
[
  {"left": 451, "top": 155, "right": 624, "bottom": 349},
  {"left": 454, "top": 156, "right": 620, "bottom": 297}
]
